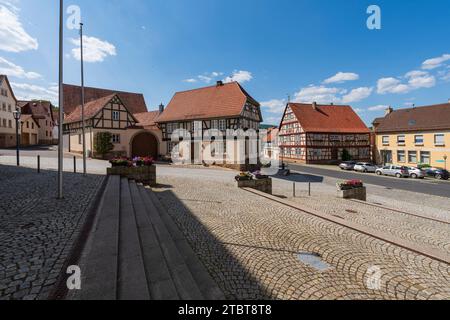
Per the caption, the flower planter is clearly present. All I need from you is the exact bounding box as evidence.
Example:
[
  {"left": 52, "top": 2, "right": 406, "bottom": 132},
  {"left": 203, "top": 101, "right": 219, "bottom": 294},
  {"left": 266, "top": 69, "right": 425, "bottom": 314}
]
[
  {"left": 107, "top": 165, "right": 156, "bottom": 186},
  {"left": 236, "top": 178, "right": 272, "bottom": 195},
  {"left": 337, "top": 186, "right": 367, "bottom": 201}
]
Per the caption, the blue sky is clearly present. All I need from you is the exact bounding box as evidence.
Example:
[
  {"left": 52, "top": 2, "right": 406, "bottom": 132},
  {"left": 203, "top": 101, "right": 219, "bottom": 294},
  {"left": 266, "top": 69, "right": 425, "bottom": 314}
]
[{"left": 0, "top": 0, "right": 449, "bottom": 126}]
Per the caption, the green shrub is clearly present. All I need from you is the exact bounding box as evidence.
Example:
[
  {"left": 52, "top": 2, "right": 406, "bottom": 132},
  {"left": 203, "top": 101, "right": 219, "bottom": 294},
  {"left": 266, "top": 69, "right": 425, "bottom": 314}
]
[{"left": 94, "top": 132, "right": 114, "bottom": 159}]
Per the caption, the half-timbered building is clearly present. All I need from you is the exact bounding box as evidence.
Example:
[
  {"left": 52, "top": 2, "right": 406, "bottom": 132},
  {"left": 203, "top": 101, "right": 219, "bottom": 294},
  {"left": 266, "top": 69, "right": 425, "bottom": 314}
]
[
  {"left": 155, "top": 81, "right": 263, "bottom": 166},
  {"left": 63, "top": 84, "right": 165, "bottom": 159},
  {"left": 279, "top": 102, "right": 371, "bottom": 164}
]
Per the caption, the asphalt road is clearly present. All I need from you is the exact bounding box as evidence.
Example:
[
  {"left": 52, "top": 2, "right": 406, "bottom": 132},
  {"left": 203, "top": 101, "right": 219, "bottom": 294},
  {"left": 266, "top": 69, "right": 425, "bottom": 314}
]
[
  {"left": 0, "top": 146, "right": 77, "bottom": 159},
  {"left": 289, "top": 163, "right": 450, "bottom": 198}
]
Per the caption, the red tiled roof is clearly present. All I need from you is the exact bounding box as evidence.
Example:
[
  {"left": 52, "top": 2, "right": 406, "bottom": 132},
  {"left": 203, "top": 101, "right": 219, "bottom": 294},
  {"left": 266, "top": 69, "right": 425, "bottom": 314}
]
[
  {"left": 20, "top": 100, "right": 54, "bottom": 120},
  {"left": 289, "top": 103, "right": 370, "bottom": 133},
  {"left": 64, "top": 94, "right": 117, "bottom": 124},
  {"left": 156, "top": 82, "right": 260, "bottom": 123},
  {"left": 63, "top": 84, "right": 148, "bottom": 115},
  {"left": 374, "top": 103, "right": 450, "bottom": 133},
  {"left": 134, "top": 111, "right": 160, "bottom": 128}
]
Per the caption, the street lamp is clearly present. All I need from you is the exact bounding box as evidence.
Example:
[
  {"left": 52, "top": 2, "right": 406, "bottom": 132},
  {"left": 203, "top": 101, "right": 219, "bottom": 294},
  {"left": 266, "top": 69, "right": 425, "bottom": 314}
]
[{"left": 12, "top": 107, "right": 21, "bottom": 166}]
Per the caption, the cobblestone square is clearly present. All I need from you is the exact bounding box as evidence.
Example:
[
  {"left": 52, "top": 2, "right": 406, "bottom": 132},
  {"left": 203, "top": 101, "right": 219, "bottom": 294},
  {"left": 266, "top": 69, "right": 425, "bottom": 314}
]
[{"left": 0, "top": 165, "right": 104, "bottom": 300}]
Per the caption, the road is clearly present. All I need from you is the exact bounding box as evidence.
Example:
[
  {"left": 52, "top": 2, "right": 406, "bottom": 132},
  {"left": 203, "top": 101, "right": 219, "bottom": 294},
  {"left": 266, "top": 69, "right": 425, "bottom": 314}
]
[
  {"left": 0, "top": 145, "right": 76, "bottom": 158},
  {"left": 289, "top": 163, "right": 450, "bottom": 198}
]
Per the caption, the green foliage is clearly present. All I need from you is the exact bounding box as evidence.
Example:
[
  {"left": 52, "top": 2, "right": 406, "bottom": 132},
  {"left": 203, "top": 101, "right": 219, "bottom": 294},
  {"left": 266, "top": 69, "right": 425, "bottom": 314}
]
[
  {"left": 94, "top": 132, "right": 114, "bottom": 159},
  {"left": 342, "top": 149, "right": 352, "bottom": 161}
]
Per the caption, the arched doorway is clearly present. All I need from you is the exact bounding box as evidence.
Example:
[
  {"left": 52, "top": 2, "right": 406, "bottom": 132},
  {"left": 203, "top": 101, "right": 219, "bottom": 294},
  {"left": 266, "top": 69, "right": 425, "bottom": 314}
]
[{"left": 131, "top": 131, "right": 158, "bottom": 158}]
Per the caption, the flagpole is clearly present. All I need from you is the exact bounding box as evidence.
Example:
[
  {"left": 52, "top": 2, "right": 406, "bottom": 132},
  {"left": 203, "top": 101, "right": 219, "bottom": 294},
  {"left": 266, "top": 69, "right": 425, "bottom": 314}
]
[
  {"left": 80, "top": 22, "right": 87, "bottom": 175},
  {"left": 58, "top": 0, "right": 64, "bottom": 199}
]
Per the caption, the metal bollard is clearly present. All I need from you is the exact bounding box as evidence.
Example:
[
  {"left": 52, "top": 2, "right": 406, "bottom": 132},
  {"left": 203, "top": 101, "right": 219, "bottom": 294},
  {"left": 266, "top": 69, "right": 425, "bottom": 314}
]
[
  {"left": 74, "top": 156, "right": 77, "bottom": 173},
  {"left": 293, "top": 182, "right": 296, "bottom": 198},
  {"left": 37, "top": 155, "right": 40, "bottom": 174},
  {"left": 308, "top": 182, "right": 311, "bottom": 197}
]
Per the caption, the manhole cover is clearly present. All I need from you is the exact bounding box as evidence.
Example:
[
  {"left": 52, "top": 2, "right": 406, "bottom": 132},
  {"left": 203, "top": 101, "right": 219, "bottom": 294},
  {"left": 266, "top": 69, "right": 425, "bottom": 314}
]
[{"left": 297, "top": 253, "right": 332, "bottom": 272}]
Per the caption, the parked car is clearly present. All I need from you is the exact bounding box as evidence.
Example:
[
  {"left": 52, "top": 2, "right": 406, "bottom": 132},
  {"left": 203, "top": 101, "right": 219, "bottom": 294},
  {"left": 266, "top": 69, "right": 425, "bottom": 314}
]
[
  {"left": 354, "top": 162, "right": 378, "bottom": 173},
  {"left": 424, "top": 168, "right": 450, "bottom": 180},
  {"left": 407, "top": 167, "right": 425, "bottom": 179},
  {"left": 376, "top": 165, "right": 410, "bottom": 178},
  {"left": 339, "top": 161, "right": 357, "bottom": 171}
]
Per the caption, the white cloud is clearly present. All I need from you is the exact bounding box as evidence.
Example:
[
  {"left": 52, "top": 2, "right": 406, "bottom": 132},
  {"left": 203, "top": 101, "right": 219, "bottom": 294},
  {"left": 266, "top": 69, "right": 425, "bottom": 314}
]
[
  {"left": 0, "top": 56, "right": 41, "bottom": 79},
  {"left": 294, "top": 85, "right": 345, "bottom": 104},
  {"left": 183, "top": 78, "right": 197, "bottom": 83},
  {"left": 377, "top": 77, "right": 409, "bottom": 94},
  {"left": 422, "top": 54, "right": 450, "bottom": 70},
  {"left": 323, "top": 72, "right": 359, "bottom": 84},
  {"left": 198, "top": 75, "right": 212, "bottom": 83},
  {"left": 0, "top": 2, "right": 38, "bottom": 52},
  {"left": 70, "top": 36, "right": 116, "bottom": 63},
  {"left": 406, "top": 70, "right": 435, "bottom": 89},
  {"left": 264, "top": 116, "right": 282, "bottom": 126},
  {"left": 260, "top": 99, "right": 286, "bottom": 114},
  {"left": 353, "top": 108, "right": 364, "bottom": 114},
  {"left": 368, "top": 105, "right": 389, "bottom": 112},
  {"left": 341, "top": 87, "right": 372, "bottom": 103},
  {"left": 224, "top": 70, "right": 253, "bottom": 83},
  {"left": 10, "top": 82, "right": 58, "bottom": 105}
]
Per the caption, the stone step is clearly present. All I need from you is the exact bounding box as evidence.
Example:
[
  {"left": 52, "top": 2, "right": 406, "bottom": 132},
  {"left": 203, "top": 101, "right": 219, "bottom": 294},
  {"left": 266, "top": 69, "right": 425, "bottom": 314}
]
[
  {"left": 128, "top": 181, "right": 180, "bottom": 300},
  {"left": 117, "top": 178, "right": 151, "bottom": 300},
  {"left": 145, "top": 189, "right": 225, "bottom": 300},
  {"left": 77, "top": 175, "right": 121, "bottom": 300},
  {"left": 137, "top": 184, "right": 204, "bottom": 300}
]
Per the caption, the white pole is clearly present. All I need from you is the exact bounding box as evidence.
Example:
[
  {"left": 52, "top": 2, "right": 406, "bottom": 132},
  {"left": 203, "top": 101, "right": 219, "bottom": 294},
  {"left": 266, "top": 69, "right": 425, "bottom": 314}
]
[
  {"left": 58, "top": 0, "right": 64, "bottom": 199},
  {"left": 80, "top": 22, "right": 87, "bottom": 175}
]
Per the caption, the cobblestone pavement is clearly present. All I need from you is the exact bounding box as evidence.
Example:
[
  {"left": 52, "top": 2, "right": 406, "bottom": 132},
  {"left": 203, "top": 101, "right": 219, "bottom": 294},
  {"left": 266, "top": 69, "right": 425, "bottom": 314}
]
[
  {"left": 0, "top": 165, "right": 104, "bottom": 300},
  {"left": 285, "top": 194, "right": 450, "bottom": 254},
  {"left": 154, "top": 174, "right": 450, "bottom": 300}
]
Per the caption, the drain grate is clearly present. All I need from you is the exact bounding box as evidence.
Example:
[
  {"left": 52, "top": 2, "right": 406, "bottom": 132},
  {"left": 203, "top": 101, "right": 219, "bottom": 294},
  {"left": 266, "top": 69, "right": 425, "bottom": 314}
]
[{"left": 297, "top": 252, "right": 332, "bottom": 272}]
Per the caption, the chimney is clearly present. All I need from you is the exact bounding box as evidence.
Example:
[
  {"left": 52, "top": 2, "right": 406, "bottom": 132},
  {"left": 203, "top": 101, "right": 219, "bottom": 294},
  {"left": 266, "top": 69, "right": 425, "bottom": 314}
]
[
  {"left": 216, "top": 80, "right": 224, "bottom": 87},
  {"left": 312, "top": 102, "right": 318, "bottom": 110},
  {"left": 385, "top": 106, "right": 393, "bottom": 116},
  {"left": 159, "top": 103, "right": 165, "bottom": 114}
]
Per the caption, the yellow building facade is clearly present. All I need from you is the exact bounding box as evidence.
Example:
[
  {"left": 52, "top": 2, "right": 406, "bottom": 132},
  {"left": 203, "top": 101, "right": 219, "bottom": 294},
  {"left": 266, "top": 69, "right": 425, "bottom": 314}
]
[{"left": 374, "top": 103, "right": 450, "bottom": 169}]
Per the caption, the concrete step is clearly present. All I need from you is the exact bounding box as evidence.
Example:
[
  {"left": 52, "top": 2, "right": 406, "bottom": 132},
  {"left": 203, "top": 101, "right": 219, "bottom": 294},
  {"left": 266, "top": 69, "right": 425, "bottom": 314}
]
[
  {"left": 146, "top": 189, "right": 225, "bottom": 300},
  {"left": 137, "top": 184, "right": 204, "bottom": 300},
  {"left": 77, "top": 175, "right": 121, "bottom": 300},
  {"left": 118, "top": 178, "right": 151, "bottom": 300},
  {"left": 128, "top": 181, "right": 180, "bottom": 300}
]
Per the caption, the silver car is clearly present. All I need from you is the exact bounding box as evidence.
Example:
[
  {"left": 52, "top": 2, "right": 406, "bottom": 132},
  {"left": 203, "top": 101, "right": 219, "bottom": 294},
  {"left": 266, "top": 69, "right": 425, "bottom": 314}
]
[
  {"left": 354, "top": 162, "right": 378, "bottom": 173},
  {"left": 408, "top": 167, "right": 425, "bottom": 179},
  {"left": 376, "top": 165, "right": 410, "bottom": 178}
]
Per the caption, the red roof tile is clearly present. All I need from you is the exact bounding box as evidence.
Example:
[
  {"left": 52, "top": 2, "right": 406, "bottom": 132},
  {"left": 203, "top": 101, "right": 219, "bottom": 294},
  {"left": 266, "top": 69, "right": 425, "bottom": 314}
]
[
  {"left": 289, "top": 103, "right": 370, "bottom": 133},
  {"left": 156, "top": 82, "right": 259, "bottom": 123},
  {"left": 20, "top": 100, "right": 54, "bottom": 120},
  {"left": 63, "top": 84, "right": 148, "bottom": 115},
  {"left": 64, "top": 94, "right": 117, "bottom": 124},
  {"left": 374, "top": 103, "right": 450, "bottom": 133},
  {"left": 134, "top": 111, "right": 160, "bottom": 128}
]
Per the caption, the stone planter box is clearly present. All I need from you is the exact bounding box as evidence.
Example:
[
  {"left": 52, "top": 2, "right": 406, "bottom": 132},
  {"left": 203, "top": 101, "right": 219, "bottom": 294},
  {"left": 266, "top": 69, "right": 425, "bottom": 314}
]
[
  {"left": 237, "top": 178, "right": 272, "bottom": 195},
  {"left": 107, "top": 166, "right": 156, "bottom": 186},
  {"left": 337, "top": 187, "right": 366, "bottom": 201}
]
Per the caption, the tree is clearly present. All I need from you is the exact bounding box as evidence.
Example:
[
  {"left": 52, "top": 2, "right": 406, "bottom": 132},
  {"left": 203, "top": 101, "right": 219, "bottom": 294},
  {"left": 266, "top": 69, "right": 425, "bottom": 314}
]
[
  {"left": 94, "top": 132, "right": 114, "bottom": 159},
  {"left": 342, "top": 149, "right": 352, "bottom": 161}
]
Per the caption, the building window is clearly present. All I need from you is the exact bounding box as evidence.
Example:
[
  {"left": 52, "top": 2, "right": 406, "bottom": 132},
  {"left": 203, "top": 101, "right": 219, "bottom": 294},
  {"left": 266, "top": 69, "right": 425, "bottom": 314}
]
[
  {"left": 397, "top": 135, "right": 406, "bottom": 145},
  {"left": 211, "top": 120, "right": 218, "bottom": 129},
  {"left": 8, "top": 104, "right": 11, "bottom": 112},
  {"left": 2, "top": 103, "right": 5, "bottom": 111},
  {"left": 218, "top": 119, "right": 226, "bottom": 131},
  {"left": 8, "top": 120, "right": 12, "bottom": 128},
  {"left": 26, "top": 121, "right": 29, "bottom": 129},
  {"left": 382, "top": 136, "right": 389, "bottom": 145},
  {"left": 420, "top": 152, "right": 430, "bottom": 165},
  {"left": 408, "top": 151, "right": 417, "bottom": 163},
  {"left": 32, "top": 122, "right": 34, "bottom": 130},
  {"left": 78, "top": 134, "right": 82, "bottom": 144},
  {"left": 434, "top": 134, "right": 445, "bottom": 146},
  {"left": 112, "top": 134, "right": 120, "bottom": 144},
  {"left": 193, "top": 121, "right": 202, "bottom": 131},
  {"left": 414, "top": 135, "right": 424, "bottom": 145},
  {"left": 112, "top": 111, "right": 120, "bottom": 121},
  {"left": 397, "top": 150, "right": 406, "bottom": 163},
  {"left": 2, "top": 119, "right": 5, "bottom": 127}
]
